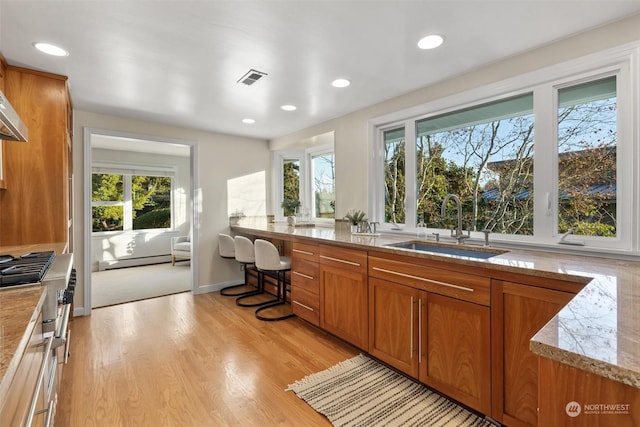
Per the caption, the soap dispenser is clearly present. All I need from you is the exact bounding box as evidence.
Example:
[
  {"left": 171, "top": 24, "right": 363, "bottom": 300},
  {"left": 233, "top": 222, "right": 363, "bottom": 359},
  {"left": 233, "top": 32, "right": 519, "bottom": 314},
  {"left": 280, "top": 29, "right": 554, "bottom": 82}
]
[{"left": 416, "top": 215, "right": 427, "bottom": 241}]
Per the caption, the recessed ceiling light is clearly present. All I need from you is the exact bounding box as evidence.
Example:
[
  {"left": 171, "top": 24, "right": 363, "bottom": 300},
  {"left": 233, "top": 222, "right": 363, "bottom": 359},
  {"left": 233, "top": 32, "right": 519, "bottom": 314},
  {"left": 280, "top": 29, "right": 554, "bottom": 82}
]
[
  {"left": 331, "top": 78, "right": 351, "bottom": 88},
  {"left": 281, "top": 105, "right": 297, "bottom": 111},
  {"left": 33, "top": 42, "right": 69, "bottom": 57},
  {"left": 242, "top": 118, "right": 256, "bottom": 124},
  {"left": 417, "top": 35, "right": 444, "bottom": 50}
]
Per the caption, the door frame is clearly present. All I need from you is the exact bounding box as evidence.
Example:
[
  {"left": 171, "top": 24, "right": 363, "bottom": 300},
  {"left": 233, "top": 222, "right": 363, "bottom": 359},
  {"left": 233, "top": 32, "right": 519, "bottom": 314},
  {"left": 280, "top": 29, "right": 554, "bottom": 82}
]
[{"left": 82, "top": 127, "right": 199, "bottom": 315}]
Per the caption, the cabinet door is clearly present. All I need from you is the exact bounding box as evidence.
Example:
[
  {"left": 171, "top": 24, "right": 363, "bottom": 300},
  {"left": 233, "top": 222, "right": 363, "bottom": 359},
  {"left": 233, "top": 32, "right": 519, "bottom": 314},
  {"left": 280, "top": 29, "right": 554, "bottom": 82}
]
[
  {"left": 491, "top": 280, "right": 575, "bottom": 427},
  {"left": 319, "top": 264, "right": 368, "bottom": 349},
  {"left": 420, "top": 292, "right": 491, "bottom": 415},
  {"left": 368, "top": 277, "right": 420, "bottom": 377}
]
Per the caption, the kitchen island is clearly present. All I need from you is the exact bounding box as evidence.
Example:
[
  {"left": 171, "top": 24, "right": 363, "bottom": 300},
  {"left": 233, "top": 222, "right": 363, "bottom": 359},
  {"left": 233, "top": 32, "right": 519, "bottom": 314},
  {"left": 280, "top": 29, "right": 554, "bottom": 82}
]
[{"left": 232, "top": 220, "right": 639, "bottom": 426}]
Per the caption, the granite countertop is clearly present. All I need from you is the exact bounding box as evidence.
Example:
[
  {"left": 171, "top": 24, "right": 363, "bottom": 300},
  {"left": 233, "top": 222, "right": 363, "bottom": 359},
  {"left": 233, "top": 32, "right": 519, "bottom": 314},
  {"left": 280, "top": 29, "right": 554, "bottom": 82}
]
[
  {"left": 232, "top": 220, "right": 640, "bottom": 389},
  {"left": 0, "top": 286, "right": 47, "bottom": 405}
]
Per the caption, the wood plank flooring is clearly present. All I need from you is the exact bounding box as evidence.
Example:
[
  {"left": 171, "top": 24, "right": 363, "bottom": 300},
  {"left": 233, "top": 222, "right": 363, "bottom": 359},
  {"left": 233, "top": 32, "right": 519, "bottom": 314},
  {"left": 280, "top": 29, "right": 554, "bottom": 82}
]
[{"left": 57, "top": 291, "right": 359, "bottom": 426}]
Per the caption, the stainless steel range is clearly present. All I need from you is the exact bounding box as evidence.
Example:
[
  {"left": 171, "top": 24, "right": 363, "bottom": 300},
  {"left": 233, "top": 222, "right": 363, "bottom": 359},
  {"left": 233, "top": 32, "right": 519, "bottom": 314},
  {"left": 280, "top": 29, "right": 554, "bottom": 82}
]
[{"left": 0, "top": 250, "right": 75, "bottom": 427}]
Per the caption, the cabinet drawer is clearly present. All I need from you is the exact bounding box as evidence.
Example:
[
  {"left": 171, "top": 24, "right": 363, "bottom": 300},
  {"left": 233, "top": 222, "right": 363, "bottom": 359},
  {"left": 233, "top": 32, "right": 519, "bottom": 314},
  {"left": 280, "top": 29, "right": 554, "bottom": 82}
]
[
  {"left": 319, "top": 245, "right": 367, "bottom": 273},
  {"left": 291, "top": 259, "right": 319, "bottom": 294},
  {"left": 292, "top": 287, "right": 319, "bottom": 325},
  {"left": 292, "top": 242, "right": 319, "bottom": 262},
  {"left": 369, "top": 256, "right": 490, "bottom": 306}
]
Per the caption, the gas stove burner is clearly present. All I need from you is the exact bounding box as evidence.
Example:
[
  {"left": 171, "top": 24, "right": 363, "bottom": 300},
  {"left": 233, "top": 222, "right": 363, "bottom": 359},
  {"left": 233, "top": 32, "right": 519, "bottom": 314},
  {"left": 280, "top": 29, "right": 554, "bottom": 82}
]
[{"left": 0, "top": 251, "right": 56, "bottom": 287}]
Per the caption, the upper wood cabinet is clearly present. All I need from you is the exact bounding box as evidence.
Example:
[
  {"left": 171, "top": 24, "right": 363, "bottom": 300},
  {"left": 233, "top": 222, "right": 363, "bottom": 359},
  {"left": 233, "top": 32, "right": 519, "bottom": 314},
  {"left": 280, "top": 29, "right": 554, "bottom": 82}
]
[
  {"left": 0, "top": 66, "right": 72, "bottom": 249},
  {"left": 319, "top": 244, "right": 368, "bottom": 350}
]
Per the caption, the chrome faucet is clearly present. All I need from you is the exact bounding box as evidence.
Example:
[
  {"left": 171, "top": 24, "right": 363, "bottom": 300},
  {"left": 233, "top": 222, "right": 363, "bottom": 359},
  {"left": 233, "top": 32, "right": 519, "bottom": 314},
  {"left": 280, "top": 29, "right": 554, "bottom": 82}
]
[{"left": 441, "top": 194, "right": 469, "bottom": 244}]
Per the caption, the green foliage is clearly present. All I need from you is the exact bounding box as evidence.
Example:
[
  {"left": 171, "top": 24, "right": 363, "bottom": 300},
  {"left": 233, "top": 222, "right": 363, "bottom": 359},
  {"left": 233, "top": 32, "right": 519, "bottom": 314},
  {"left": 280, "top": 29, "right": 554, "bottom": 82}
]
[
  {"left": 344, "top": 209, "right": 367, "bottom": 225},
  {"left": 281, "top": 198, "right": 301, "bottom": 217},
  {"left": 133, "top": 208, "right": 171, "bottom": 230}
]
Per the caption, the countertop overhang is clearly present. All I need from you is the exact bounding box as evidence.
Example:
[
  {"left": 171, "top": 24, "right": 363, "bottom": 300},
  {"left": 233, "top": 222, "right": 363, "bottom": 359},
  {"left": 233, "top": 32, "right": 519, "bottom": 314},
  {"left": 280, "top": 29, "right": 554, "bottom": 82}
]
[{"left": 232, "top": 221, "right": 640, "bottom": 389}]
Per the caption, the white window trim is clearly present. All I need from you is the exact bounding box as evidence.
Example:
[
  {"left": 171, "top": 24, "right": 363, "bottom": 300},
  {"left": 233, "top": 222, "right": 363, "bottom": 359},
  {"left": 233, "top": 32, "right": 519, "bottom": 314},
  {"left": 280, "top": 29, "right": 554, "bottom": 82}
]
[
  {"left": 369, "top": 42, "right": 639, "bottom": 255},
  {"left": 273, "top": 144, "right": 336, "bottom": 224}
]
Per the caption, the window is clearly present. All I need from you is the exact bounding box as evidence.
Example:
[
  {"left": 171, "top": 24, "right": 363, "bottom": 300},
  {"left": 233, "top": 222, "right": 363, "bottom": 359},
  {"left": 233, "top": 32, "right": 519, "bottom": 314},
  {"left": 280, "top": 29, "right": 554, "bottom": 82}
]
[
  {"left": 311, "top": 151, "right": 335, "bottom": 219},
  {"left": 282, "top": 159, "right": 301, "bottom": 216},
  {"left": 273, "top": 139, "right": 335, "bottom": 222},
  {"left": 557, "top": 76, "right": 617, "bottom": 237},
  {"left": 384, "top": 128, "right": 405, "bottom": 223},
  {"left": 92, "top": 166, "right": 173, "bottom": 232},
  {"left": 372, "top": 48, "right": 633, "bottom": 252}
]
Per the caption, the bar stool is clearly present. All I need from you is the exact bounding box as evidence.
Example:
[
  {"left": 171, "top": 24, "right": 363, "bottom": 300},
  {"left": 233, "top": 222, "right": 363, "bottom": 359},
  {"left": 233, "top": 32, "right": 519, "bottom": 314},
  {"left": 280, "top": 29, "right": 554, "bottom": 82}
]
[
  {"left": 219, "top": 233, "right": 253, "bottom": 297},
  {"left": 253, "top": 239, "right": 295, "bottom": 321},
  {"left": 235, "top": 236, "right": 279, "bottom": 307}
]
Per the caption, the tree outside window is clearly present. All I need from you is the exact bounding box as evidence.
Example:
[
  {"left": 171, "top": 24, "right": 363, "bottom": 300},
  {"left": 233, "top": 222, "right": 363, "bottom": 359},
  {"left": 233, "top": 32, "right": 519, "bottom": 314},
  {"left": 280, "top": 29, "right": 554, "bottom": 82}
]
[
  {"left": 312, "top": 153, "right": 335, "bottom": 219},
  {"left": 92, "top": 173, "right": 172, "bottom": 232}
]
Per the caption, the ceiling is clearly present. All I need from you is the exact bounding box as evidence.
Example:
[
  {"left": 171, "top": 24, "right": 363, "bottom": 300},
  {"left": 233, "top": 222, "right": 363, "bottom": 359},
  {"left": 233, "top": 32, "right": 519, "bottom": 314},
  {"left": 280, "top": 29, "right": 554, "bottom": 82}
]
[{"left": 1, "top": 1, "right": 639, "bottom": 141}]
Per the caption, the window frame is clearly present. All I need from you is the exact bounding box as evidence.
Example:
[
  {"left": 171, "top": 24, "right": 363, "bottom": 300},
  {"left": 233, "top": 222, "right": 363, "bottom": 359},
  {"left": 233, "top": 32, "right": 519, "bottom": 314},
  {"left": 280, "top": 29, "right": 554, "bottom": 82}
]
[
  {"left": 273, "top": 144, "right": 335, "bottom": 224},
  {"left": 91, "top": 162, "right": 176, "bottom": 233},
  {"left": 369, "top": 44, "right": 636, "bottom": 254}
]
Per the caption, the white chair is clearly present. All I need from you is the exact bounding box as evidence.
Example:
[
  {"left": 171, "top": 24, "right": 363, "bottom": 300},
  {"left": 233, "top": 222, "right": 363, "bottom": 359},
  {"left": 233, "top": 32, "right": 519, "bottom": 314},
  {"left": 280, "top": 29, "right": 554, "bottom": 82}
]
[
  {"left": 219, "top": 233, "right": 255, "bottom": 297},
  {"left": 253, "top": 239, "right": 295, "bottom": 321},
  {"left": 235, "top": 236, "right": 279, "bottom": 308},
  {"left": 170, "top": 232, "right": 191, "bottom": 265}
]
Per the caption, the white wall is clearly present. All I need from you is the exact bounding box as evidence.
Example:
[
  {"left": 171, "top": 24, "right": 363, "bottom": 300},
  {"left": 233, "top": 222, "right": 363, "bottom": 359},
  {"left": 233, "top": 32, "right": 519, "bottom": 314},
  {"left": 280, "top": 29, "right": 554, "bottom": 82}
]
[
  {"left": 269, "top": 13, "right": 640, "bottom": 219},
  {"left": 90, "top": 148, "right": 190, "bottom": 271},
  {"left": 73, "top": 110, "right": 270, "bottom": 313}
]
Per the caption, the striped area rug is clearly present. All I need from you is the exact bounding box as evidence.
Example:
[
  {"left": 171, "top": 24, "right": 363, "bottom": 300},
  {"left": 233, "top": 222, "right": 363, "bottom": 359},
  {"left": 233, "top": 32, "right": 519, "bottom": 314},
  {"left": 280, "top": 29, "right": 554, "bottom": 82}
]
[{"left": 287, "top": 354, "right": 492, "bottom": 427}]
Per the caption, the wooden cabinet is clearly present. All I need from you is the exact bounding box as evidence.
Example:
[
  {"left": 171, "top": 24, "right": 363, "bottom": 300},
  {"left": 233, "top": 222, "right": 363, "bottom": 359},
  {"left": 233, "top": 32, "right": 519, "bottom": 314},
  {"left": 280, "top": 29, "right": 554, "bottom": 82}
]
[
  {"left": 491, "top": 279, "right": 576, "bottom": 427},
  {"left": 319, "top": 244, "right": 368, "bottom": 350},
  {"left": 291, "top": 241, "right": 320, "bottom": 325},
  {"left": 420, "top": 291, "right": 491, "bottom": 415},
  {"left": 369, "top": 277, "right": 420, "bottom": 377},
  {"left": 538, "top": 357, "right": 640, "bottom": 427},
  {"left": 368, "top": 255, "right": 492, "bottom": 415},
  {"left": 0, "top": 66, "right": 72, "bottom": 249}
]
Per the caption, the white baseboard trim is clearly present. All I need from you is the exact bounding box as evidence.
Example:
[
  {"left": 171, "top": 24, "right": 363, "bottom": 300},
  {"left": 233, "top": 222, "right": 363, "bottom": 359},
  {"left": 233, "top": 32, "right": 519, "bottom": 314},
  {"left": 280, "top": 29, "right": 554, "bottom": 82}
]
[
  {"left": 193, "top": 279, "right": 243, "bottom": 295},
  {"left": 98, "top": 255, "right": 171, "bottom": 271}
]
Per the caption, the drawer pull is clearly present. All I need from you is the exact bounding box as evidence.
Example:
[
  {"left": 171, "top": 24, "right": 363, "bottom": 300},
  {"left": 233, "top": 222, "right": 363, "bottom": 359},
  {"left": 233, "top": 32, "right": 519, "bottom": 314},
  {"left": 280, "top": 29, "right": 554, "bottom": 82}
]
[
  {"left": 26, "top": 336, "right": 54, "bottom": 427},
  {"left": 293, "top": 300, "right": 315, "bottom": 312},
  {"left": 320, "top": 255, "right": 361, "bottom": 267},
  {"left": 293, "top": 249, "right": 315, "bottom": 256},
  {"left": 371, "top": 267, "right": 474, "bottom": 293},
  {"left": 293, "top": 271, "right": 314, "bottom": 280}
]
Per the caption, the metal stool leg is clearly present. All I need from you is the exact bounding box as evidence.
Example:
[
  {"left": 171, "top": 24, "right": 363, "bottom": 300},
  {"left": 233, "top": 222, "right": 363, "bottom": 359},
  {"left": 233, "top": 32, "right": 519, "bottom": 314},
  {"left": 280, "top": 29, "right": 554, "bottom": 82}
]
[
  {"left": 236, "top": 268, "right": 279, "bottom": 307},
  {"left": 255, "top": 269, "right": 295, "bottom": 321},
  {"left": 221, "top": 263, "right": 258, "bottom": 297}
]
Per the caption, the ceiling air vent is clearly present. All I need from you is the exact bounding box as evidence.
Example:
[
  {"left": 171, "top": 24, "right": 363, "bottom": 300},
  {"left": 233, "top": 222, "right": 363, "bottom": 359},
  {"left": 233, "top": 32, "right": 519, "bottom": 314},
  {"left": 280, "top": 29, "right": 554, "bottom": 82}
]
[{"left": 237, "top": 69, "right": 267, "bottom": 86}]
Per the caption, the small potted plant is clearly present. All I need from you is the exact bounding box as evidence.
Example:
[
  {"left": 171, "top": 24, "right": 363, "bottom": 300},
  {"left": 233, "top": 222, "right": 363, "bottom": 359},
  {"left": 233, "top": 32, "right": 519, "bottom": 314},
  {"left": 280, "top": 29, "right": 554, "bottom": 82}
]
[
  {"left": 344, "top": 209, "right": 367, "bottom": 233},
  {"left": 281, "top": 198, "right": 301, "bottom": 225}
]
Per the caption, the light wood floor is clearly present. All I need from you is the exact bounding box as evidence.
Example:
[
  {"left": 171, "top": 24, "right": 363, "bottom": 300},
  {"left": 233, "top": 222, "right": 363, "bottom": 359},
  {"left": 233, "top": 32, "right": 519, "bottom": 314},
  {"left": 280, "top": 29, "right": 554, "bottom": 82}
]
[{"left": 57, "top": 291, "right": 358, "bottom": 426}]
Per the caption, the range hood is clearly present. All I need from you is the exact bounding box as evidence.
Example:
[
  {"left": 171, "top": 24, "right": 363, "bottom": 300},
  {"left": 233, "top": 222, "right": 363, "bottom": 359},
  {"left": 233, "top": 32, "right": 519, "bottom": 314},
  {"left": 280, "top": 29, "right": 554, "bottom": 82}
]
[{"left": 0, "top": 90, "right": 28, "bottom": 142}]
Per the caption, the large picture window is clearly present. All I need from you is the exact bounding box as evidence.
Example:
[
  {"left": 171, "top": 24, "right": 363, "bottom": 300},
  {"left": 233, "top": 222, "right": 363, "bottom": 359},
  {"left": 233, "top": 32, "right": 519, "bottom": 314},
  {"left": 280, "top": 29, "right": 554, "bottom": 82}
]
[
  {"left": 92, "top": 167, "right": 173, "bottom": 232},
  {"left": 372, "top": 50, "right": 633, "bottom": 252},
  {"left": 415, "top": 93, "right": 534, "bottom": 234}
]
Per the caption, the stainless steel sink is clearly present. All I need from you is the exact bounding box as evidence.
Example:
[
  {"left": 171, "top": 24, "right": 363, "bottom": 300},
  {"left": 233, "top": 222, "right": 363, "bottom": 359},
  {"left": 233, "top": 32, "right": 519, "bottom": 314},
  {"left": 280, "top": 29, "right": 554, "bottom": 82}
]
[{"left": 384, "top": 241, "right": 507, "bottom": 259}]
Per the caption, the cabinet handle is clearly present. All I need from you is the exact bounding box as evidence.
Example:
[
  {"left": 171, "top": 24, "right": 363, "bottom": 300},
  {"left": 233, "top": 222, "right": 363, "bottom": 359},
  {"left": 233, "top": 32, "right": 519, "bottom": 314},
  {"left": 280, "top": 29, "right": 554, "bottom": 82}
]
[
  {"left": 64, "top": 329, "right": 71, "bottom": 364},
  {"left": 319, "top": 255, "right": 361, "bottom": 267},
  {"left": 418, "top": 298, "right": 423, "bottom": 364},
  {"left": 44, "top": 394, "right": 56, "bottom": 427},
  {"left": 293, "top": 249, "right": 315, "bottom": 256},
  {"left": 292, "top": 271, "right": 314, "bottom": 280},
  {"left": 293, "top": 300, "right": 314, "bottom": 312},
  {"left": 26, "top": 336, "right": 54, "bottom": 427},
  {"left": 371, "top": 267, "right": 474, "bottom": 293},
  {"left": 410, "top": 296, "right": 414, "bottom": 359}
]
